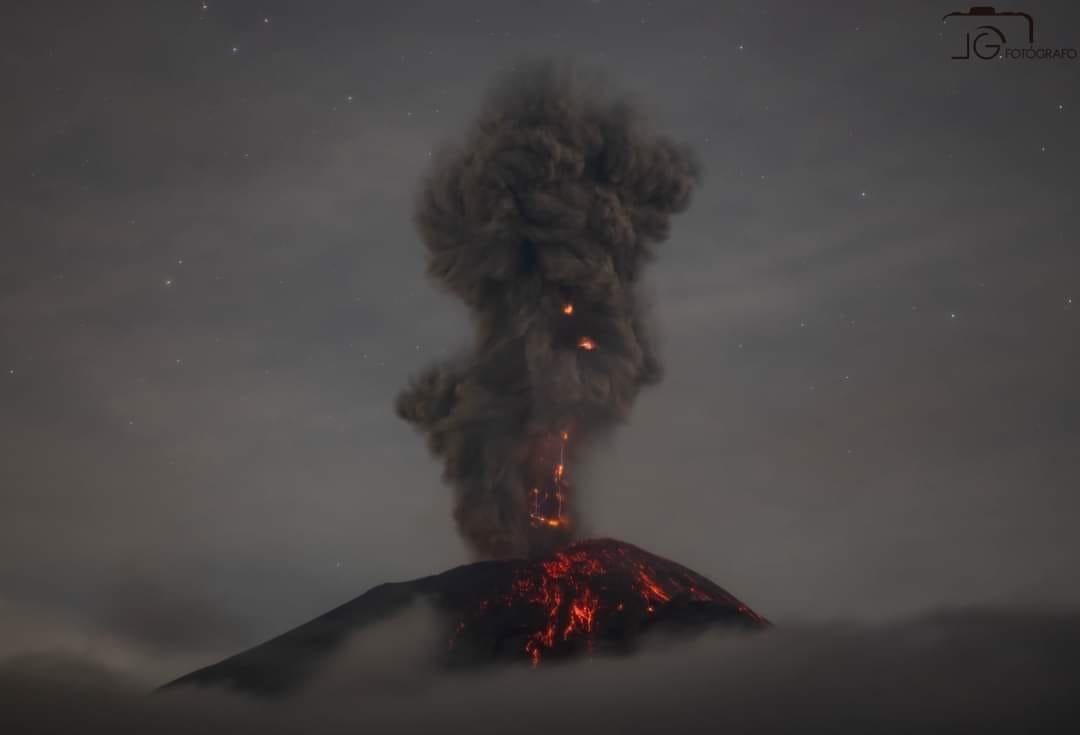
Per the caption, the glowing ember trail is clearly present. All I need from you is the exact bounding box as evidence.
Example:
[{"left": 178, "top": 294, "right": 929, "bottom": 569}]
[
  {"left": 448, "top": 539, "right": 769, "bottom": 666},
  {"left": 576, "top": 336, "right": 597, "bottom": 351},
  {"left": 522, "top": 302, "right": 581, "bottom": 537},
  {"left": 528, "top": 426, "right": 573, "bottom": 532}
]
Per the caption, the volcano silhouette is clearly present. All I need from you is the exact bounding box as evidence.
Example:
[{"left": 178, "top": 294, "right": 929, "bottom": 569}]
[{"left": 165, "top": 539, "right": 767, "bottom": 697}]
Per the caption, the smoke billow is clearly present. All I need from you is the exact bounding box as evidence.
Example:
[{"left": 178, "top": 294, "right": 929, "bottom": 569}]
[{"left": 396, "top": 61, "right": 700, "bottom": 558}]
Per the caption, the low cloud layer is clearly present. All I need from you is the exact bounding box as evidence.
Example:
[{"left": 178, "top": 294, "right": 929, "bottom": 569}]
[
  {"left": 0, "top": 597, "right": 237, "bottom": 688},
  {"left": 2, "top": 607, "right": 1078, "bottom": 734}
]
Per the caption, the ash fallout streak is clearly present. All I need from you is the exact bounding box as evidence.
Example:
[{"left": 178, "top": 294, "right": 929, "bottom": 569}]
[{"left": 397, "top": 62, "right": 700, "bottom": 558}]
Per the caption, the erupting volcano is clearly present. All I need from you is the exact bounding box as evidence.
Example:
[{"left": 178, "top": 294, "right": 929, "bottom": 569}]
[{"left": 165, "top": 62, "right": 769, "bottom": 697}]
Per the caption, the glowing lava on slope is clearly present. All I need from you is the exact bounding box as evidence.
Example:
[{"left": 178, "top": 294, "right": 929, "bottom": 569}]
[{"left": 449, "top": 539, "right": 769, "bottom": 666}]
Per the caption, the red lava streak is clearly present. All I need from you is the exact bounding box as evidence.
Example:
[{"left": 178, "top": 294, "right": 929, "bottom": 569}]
[{"left": 450, "top": 539, "right": 769, "bottom": 666}]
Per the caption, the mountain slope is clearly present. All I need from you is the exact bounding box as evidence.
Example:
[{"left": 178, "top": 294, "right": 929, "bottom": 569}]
[{"left": 164, "top": 539, "right": 767, "bottom": 697}]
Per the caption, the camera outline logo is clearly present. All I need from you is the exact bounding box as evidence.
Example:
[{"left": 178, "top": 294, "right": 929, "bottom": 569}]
[
  {"left": 942, "top": 6, "right": 1034, "bottom": 60},
  {"left": 941, "top": 6, "right": 1077, "bottom": 61}
]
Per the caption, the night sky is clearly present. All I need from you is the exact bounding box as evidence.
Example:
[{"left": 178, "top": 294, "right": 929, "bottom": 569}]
[{"left": 2, "top": 0, "right": 1079, "bottom": 694}]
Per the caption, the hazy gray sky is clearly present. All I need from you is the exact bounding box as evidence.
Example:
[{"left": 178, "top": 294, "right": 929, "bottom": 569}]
[{"left": 2, "top": 0, "right": 1078, "bottom": 678}]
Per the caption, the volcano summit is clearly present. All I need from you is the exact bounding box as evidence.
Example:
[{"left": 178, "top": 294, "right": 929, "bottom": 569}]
[{"left": 166, "top": 539, "right": 767, "bottom": 697}]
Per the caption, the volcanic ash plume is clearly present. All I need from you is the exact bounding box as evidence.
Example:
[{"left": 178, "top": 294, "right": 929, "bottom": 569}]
[{"left": 396, "top": 62, "right": 700, "bottom": 559}]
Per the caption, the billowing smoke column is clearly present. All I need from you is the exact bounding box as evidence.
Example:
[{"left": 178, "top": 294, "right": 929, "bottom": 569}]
[{"left": 397, "top": 62, "right": 699, "bottom": 559}]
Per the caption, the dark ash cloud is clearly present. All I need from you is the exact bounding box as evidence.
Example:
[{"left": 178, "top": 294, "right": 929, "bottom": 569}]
[
  {"left": 397, "top": 61, "right": 700, "bottom": 558},
  {"left": 2, "top": 608, "right": 1078, "bottom": 734}
]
